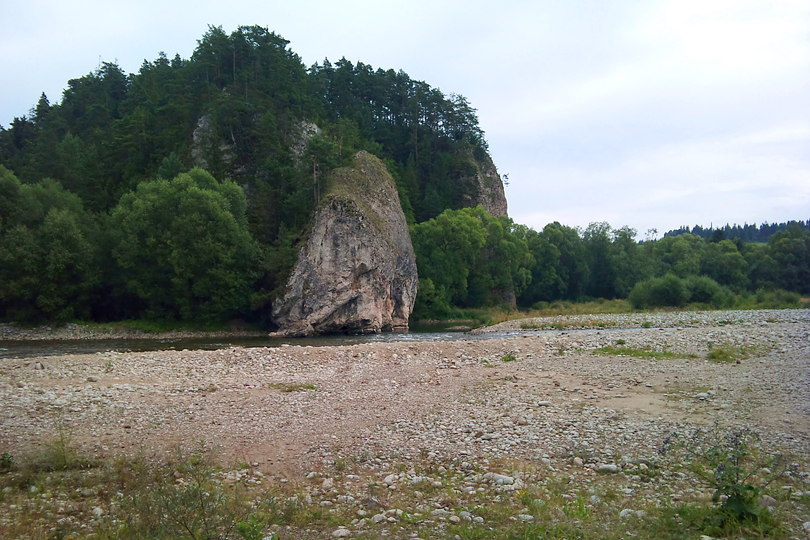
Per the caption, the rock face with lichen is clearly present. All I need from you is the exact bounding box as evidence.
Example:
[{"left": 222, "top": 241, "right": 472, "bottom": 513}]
[
  {"left": 271, "top": 151, "right": 417, "bottom": 336},
  {"left": 462, "top": 150, "right": 508, "bottom": 218}
]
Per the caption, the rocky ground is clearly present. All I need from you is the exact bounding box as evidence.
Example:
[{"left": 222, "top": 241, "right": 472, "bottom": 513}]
[{"left": 1, "top": 309, "right": 809, "bottom": 538}]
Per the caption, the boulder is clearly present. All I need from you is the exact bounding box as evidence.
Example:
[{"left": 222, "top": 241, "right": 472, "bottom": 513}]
[{"left": 271, "top": 151, "right": 418, "bottom": 336}]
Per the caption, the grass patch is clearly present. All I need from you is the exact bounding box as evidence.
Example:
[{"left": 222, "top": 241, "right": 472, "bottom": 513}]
[
  {"left": 267, "top": 382, "right": 317, "bottom": 392},
  {"left": 500, "top": 354, "right": 517, "bottom": 362},
  {"left": 593, "top": 345, "right": 696, "bottom": 360},
  {"left": 707, "top": 343, "right": 762, "bottom": 363}
]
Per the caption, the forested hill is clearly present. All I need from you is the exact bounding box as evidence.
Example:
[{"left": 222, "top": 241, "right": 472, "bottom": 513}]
[
  {"left": 0, "top": 25, "right": 508, "bottom": 324},
  {"left": 665, "top": 221, "right": 810, "bottom": 243},
  {"left": 0, "top": 25, "right": 496, "bottom": 225}
]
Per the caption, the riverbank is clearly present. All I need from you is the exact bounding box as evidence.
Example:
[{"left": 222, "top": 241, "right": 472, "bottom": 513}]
[
  {"left": 1, "top": 309, "right": 808, "bottom": 538},
  {"left": 0, "top": 322, "right": 266, "bottom": 341}
]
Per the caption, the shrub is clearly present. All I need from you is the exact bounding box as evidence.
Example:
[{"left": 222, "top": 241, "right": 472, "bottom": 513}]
[
  {"left": 685, "top": 276, "right": 735, "bottom": 308},
  {"left": 629, "top": 274, "right": 689, "bottom": 309},
  {"left": 754, "top": 288, "right": 800, "bottom": 309}
]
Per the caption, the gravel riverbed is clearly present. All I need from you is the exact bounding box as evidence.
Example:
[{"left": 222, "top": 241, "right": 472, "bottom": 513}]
[
  {"left": 2, "top": 309, "right": 807, "bottom": 470},
  {"left": 1, "top": 309, "right": 808, "bottom": 537}
]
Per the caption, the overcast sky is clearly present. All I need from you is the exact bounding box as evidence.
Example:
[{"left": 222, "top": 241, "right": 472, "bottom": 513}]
[{"left": 1, "top": 0, "right": 808, "bottom": 236}]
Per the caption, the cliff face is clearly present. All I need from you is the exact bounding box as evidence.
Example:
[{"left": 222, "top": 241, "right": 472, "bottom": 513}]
[
  {"left": 271, "top": 151, "right": 418, "bottom": 336},
  {"left": 462, "top": 150, "right": 508, "bottom": 218}
]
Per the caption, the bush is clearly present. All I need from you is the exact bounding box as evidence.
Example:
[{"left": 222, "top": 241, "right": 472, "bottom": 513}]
[
  {"left": 629, "top": 274, "right": 689, "bottom": 309},
  {"left": 753, "top": 288, "right": 800, "bottom": 309},
  {"left": 685, "top": 275, "right": 735, "bottom": 308}
]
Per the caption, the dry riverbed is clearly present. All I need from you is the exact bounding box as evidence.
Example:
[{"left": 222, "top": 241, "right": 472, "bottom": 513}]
[{"left": 1, "top": 309, "right": 809, "bottom": 538}]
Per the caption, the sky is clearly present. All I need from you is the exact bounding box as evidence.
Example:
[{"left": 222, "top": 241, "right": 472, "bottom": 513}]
[{"left": 1, "top": 0, "right": 808, "bottom": 237}]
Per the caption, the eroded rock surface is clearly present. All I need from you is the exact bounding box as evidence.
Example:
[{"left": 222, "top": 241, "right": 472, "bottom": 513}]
[
  {"left": 271, "top": 151, "right": 417, "bottom": 336},
  {"left": 462, "top": 150, "right": 508, "bottom": 218}
]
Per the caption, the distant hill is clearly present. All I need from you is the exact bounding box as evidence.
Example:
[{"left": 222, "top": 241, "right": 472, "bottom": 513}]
[{"left": 664, "top": 220, "right": 810, "bottom": 243}]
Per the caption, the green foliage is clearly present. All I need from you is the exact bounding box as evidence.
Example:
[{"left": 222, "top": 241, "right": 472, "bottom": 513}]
[
  {"left": 411, "top": 206, "right": 532, "bottom": 318},
  {"left": 659, "top": 425, "right": 786, "bottom": 531},
  {"left": 110, "top": 168, "right": 260, "bottom": 321},
  {"left": 0, "top": 169, "right": 100, "bottom": 322},
  {"left": 629, "top": 274, "right": 690, "bottom": 309},
  {"left": 0, "top": 452, "right": 13, "bottom": 472}
]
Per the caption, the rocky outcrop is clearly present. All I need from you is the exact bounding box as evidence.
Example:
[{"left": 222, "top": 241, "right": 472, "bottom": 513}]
[
  {"left": 190, "top": 115, "right": 235, "bottom": 170},
  {"left": 271, "top": 151, "right": 418, "bottom": 336},
  {"left": 462, "top": 150, "right": 508, "bottom": 218}
]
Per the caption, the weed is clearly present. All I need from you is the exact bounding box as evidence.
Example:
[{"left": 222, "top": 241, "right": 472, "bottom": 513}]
[
  {"left": 641, "top": 321, "right": 653, "bottom": 328},
  {"left": 614, "top": 339, "right": 626, "bottom": 345},
  {"left": 30, "top": 426, "right": 95, "bottom": 472},
  {"left": 659, "top": 424, "right": 787, "bottom": 533},
  {"left": 0, "top": 451, "right": 12, "bottom": 472},
  {"left": 501, "top": 354, "right": 517, "bottom": 363},
  {"left": 267, "top": 382, "right": 317, "bottom": 392}
]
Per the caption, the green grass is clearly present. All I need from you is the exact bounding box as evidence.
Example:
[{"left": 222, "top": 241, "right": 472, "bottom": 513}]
[
  {"left": 707, "top": 343, "right": 763, "bottom": 363},
  {"left": 593, "top": 345, "right": 697, "bottom": 360}
]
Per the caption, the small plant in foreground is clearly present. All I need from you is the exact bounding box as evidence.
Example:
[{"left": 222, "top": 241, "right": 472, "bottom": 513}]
[
  {"left": 659, "top": 424, "right": 786, "bottom": 530},
  {"left": 0, "top": 451, "right": 13, "bottom": 472},
  {"left": 501, "top": 354, "right": 517, "bottom": 362}
]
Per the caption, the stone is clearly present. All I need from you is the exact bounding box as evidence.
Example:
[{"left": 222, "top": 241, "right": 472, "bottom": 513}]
[
  {"left": 482, "top": 472, "right": 515, "bottom": 485},
  {"left": 322, "top": 477, "right": 334, "bottom": 490},
  {"left": 598, "top": 464, "right": 620, "bottom": 474},
  {"left": 331, "top": 527, "right": 351, "bottom": 537},
  {"left": 516, "top": 514, "right": 534, "bottom": 521},
  {"left": 758, "top": 494, "right": 777, "bottom": 507},
  {"left": 271, "top": 152, "right": 418, "bottom": 336}
]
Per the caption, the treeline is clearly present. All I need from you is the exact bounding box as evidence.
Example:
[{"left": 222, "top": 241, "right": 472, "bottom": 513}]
[
  {"left": 411, "top": 211, "right": 810, "bottom": 317},
  {"left": 0, "top": 166, "right": 259, "bottom": 322},
  {"left": 0, "top": 25, "right": 495, "bottom": 323},
  {"left": 0, "top": 25, "right": 487, "bottom": 225},
  {"left": 664, "top": 220, "right": 809, "bottom": 243}
]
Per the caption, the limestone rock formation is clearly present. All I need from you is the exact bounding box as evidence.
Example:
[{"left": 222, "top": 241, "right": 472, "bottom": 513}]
[
  {"left": 462, "top": 150, "right": 508, "bottom": 218},
  {"left": 271, "top": 151, "right": 418, "bottom": 336}
]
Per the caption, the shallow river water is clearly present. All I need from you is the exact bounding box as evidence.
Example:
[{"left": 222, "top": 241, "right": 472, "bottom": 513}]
[{"left": 0, "top": 326, "right": 641, "bottom": 360}]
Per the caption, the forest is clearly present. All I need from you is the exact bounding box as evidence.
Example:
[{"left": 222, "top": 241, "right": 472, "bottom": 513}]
[{"left": 1, "top": 25, "right": 808, "bottom": 326}]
